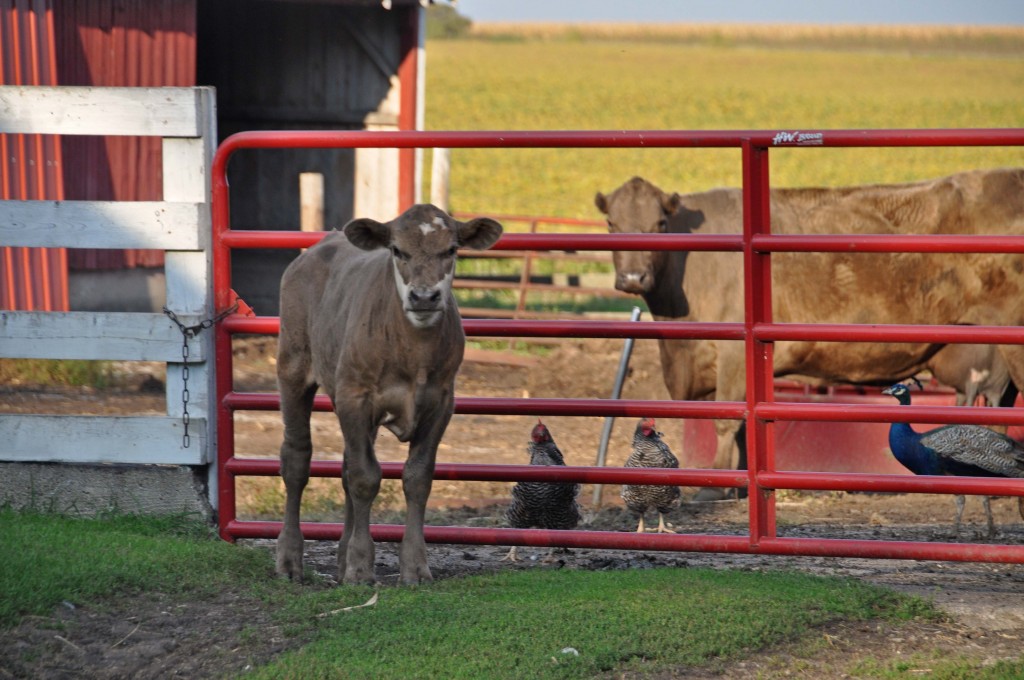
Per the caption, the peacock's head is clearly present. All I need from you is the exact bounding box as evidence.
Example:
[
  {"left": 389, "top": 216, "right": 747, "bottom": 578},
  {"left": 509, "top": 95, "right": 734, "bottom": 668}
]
[{"left": 882, "top": 383, "right": 912, "bottom": 405}]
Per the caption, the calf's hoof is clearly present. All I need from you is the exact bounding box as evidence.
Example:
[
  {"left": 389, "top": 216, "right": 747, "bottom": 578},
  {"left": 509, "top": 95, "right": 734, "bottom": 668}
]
[
  {"left": 400, "top": 563, "right": 434, "bottom": 586},
  {"left": 275, "top": 550, "right": 305, "bottom": 582},
  {"left": 341, "top": 564, "right": 377, "bottom": 586},
  {"left": 276, "top": 530, "right": 306, "bottom": 581}
]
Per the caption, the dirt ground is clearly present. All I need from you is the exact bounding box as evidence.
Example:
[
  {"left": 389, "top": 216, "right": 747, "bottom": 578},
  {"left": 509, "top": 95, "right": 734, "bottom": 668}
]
[{"left": 3, "top": 337, "right": 1024, "bottom": 678}]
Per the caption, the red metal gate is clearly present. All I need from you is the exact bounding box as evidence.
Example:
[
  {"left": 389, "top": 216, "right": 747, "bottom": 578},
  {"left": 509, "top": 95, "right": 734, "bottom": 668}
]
[{"left": 212, "top": 129, "right": 1024, "bottom": 564}]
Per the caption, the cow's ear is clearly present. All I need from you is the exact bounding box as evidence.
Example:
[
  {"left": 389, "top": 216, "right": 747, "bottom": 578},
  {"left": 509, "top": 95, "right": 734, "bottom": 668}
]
[
  {"left": 594, "top": 192, "right": 608, "bottom": 214},
  {"left": 660, "top": 192, "right": 682, "bottom": 216},
  {"left": 343, "top": 217, "right": 391, "bottom": 251},
  {"left": 456, "top": 217, "right": 503, "bottom": 251}
]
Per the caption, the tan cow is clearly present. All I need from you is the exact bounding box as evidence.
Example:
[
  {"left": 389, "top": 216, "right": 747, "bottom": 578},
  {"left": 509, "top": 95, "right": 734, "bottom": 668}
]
[
  {"left": 596, "top": 169, "right": 1024, "bottom": 501},
  {"left": 275, "top": 204, "right": 502, "bottom": 584}
]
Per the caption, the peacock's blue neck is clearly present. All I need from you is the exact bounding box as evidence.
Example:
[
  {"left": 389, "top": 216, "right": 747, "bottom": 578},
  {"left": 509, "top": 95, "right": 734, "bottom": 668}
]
[{"left": 888, "top": 422, "right": 943, "bottom": 476}]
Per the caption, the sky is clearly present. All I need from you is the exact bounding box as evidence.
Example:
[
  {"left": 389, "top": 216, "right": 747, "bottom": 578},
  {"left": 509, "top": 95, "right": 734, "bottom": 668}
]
[{"left": 452, "top": 0, "right": 1024, "bottom": 26}]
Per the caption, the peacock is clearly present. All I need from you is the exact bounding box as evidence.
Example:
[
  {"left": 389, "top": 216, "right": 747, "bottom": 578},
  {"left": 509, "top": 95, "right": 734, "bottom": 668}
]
[
  {"left": 882, "top": 382, "right": 1024, "bottom": 537},
  {"left": 503, "top": 420, "right": 581, "bottom": 561},
  {"left": 621, "top": 417, "right": 682, "bottom": 533}
]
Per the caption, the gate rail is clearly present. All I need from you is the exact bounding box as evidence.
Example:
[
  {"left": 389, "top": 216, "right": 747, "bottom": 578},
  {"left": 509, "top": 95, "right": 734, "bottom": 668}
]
[{"left": 212, "top": 128, "right": 1024, "bottom": 564}]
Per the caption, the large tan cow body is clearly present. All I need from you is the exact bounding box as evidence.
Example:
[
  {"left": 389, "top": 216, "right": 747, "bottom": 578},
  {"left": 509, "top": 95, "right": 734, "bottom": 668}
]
[
  {"left": 275, "top": 204, "right": 502, "bottom": 584},
  {"left": 596, "top": 168, "right": 1024, "bottom": 500}
]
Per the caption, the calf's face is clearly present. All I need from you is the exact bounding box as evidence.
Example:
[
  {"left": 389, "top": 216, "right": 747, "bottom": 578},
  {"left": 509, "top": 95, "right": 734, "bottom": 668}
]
[{"left": 344, "top": 204, "right": 503, "bottom": 328}]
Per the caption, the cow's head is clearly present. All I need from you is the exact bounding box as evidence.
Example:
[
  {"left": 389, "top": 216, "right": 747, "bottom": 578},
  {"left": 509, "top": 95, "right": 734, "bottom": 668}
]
[
  {"left": 344, "top": 204, "right": 503, "bottom": 328},
  {"left": 595, "top": 176, "right": 681, "bottom": 295}
]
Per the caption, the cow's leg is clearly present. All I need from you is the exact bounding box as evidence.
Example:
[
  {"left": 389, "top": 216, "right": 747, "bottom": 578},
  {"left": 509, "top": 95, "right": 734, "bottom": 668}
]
[
  {"left": 337, "top": 415, "right": 380, "bottom": 585},
  {"left": 694, "top": 419, "right": 744, "bottom": 501},
  {"left": 694, "top": 345, "right": 748, "bottom": 502},
  {"left": 276, "top": 376, "right": 318, "bottom": 581},
  {"left": 399, "top": 409, "right": 452, "bottom": 585},
  {"left": 996, "top": 345, "right": 1024, "bottom": 404}
]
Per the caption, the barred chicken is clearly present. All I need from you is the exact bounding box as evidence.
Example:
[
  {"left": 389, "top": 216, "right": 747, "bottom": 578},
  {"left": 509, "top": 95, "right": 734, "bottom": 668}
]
[
  {"left": 621, "top": 417, "right": 682, "bottom": 533},
  {"left": 503, "top": 420, "right": 581, "bottom": 561}
]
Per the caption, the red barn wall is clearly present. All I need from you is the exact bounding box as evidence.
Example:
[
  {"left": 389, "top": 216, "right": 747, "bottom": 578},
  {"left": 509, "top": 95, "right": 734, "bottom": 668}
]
[
  {"left": 0, "top": 0, "right": 68, "bottom": 311},
  {"left": 53, "top": 0, "right": 197, "bottom": 271}
]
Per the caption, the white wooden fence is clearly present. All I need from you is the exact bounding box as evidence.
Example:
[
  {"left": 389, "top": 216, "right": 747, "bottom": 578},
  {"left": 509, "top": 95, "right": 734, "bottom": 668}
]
[{"left": 0, "top": 86, "right": 218, "bottom": 508}]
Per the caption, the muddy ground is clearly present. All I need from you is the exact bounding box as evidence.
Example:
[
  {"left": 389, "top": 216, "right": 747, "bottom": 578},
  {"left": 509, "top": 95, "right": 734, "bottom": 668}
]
[{"left": 3, "top": 337, "right": 1024, "bottom": 678}]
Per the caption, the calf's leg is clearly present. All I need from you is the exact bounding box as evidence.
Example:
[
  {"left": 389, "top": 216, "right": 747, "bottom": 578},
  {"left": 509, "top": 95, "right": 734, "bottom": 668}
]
[
  {"left": 276, "top": 381, "right": 318, "bottom": 581},
  {"left": 337, "top": 416, "right": 381, "bottom": 585},
  {"left": 400, "top": 445, "right": 437, "bottom": 585},
  {"left": 399, "top": 411, "right": 452, "bottom": 585}
]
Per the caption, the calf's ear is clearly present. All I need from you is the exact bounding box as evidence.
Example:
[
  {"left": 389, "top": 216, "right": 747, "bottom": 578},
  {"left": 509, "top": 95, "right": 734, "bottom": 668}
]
[
  {"left": 343, "top": 217, "right": 391, "bottom": 251},
  {"left": 456, "top": 217, "right": 503, "bottom": 251},
  {"left": 594, "top": 192, "right": 608, "bottom": 214}
]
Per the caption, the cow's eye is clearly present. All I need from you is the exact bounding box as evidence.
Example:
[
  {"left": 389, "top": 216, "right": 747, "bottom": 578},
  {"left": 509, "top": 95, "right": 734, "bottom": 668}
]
[
  {"left": 605, "top": 219, "right": 614, "bottom": 233},
  {"left": 445, "top": 246, "right": 458, "bottom": 258},
  {"left": 390, "top": 246, "right": 410, "bottom": 262},
  {"left": 657, "top": 218, "right": 668, "bottom": 232}
]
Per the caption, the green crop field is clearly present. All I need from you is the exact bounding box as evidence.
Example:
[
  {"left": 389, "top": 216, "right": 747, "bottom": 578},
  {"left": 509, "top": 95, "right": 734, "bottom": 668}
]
[{"left": 423, "top": 30, "right": 1024, "bottom": 220}]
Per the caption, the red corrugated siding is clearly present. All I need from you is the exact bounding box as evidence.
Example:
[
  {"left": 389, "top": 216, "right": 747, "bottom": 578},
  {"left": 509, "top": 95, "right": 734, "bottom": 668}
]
[
  {"left": 2, "top": 0, "right": 197, "bottom": 305},
  {"left": 53, "top": 0, "right": 196, "bottom": 270},
  {"left": 0, "top": 0, "right": 69, "bottom": 311}
]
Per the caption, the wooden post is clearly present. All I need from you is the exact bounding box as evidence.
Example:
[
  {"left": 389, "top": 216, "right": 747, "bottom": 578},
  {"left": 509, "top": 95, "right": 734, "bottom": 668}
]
[
  {"left": 300, "top": 172, "right": 325, "bottom": 231},
  {"left": 430, "top": 148, "right": 450, "bottom": 212}
]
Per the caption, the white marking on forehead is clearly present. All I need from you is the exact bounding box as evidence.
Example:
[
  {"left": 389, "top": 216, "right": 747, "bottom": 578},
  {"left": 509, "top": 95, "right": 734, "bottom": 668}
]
[{"left": 418, "top": 216, "right": 450, "bottom": 236}]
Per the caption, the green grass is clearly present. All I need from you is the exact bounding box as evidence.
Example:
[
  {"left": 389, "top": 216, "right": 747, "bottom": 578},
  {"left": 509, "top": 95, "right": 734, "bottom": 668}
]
[
  {"left": 0, "top": 509, "right": 277, "bottom": 628},
  {"left": 0, "top": 358, "right": 113, "bottom": 388},
  {"left": 425, "top": 33, "right": 1024, "bottom": 317},
  {"left": 424, "top": 38, "right": 1024, "bottom": 219},
  {"left": 1, "top": 509, "right": 943, "bottom": 679},
  {"left": 852, "top": 654, "right": 1024, "bottom": 679},
  {"left": 250, "top": 568, "right": 931, "bottom": 680},
  {"left": 7, "top": 510, "right": 1022, "bottom": 679}
]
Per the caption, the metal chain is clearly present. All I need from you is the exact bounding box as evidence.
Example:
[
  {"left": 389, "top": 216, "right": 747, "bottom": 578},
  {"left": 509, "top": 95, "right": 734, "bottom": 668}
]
[{"left": 163, "top": 304, "right": 238, "bottom": 447}]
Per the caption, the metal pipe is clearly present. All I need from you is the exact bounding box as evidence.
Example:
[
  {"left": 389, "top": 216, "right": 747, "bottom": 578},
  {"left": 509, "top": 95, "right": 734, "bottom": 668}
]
[
  {"left": 222, "top": 521, "right": 1024, "bottom": 564},
  {"left": 592, "top": 306, "right": 643, "bottom": 506},
  {"left": 221, "top": 458, "right": 1024, "bottom": 497},
  {"left": 222, "top": 315, "right": 746, "bottom": 341},
  {"left": 223, "top": 392, "right": 747, "bottom": 420},
  {"left": 213, "top": 128, "right": 1024, "bottom": 156}
]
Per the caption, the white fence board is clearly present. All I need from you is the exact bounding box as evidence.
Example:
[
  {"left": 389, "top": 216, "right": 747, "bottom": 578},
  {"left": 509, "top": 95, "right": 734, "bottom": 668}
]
[
  {"left": 0, "top": 415, "right": 208, "bottom": 465},
  {"left": 0, "top": 312, "right": 204, "bottom": 361},
  {"left": 0, "top": 200, "right": 206, "bottom": 249},
  {"left": 165, "top": 252, "right": 210, "bottom": 316},
  {"left": 0, "top": 86, "right": 203, "bottom": 137},
  {"left": 0, "top": 85, "right": 218, "bottom": 506}
]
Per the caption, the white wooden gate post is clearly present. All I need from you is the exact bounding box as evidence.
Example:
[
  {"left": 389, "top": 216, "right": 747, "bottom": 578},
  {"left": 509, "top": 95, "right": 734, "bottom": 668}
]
[{"left": 163, "top": 87, "right": 219, "bottom": 505}]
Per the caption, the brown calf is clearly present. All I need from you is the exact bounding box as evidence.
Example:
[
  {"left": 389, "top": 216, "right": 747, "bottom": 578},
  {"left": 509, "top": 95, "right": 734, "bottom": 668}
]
[{"left": 275, "top": 204, "right": 502, "bottom": 585}]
